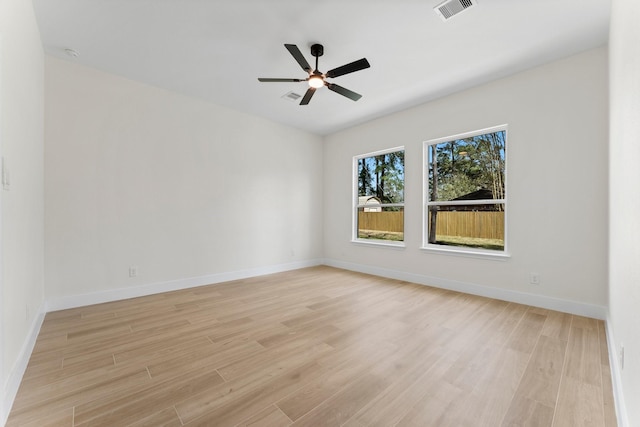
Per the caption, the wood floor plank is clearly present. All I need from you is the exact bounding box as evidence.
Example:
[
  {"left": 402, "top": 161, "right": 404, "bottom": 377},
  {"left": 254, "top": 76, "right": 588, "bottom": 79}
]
[
  {"left": 146, "top": 339, "right": 264, "bottom": 380},
  {"left": 5, "top": 266, "right": 616, "bottom": 427},
  {"left": 565, "top": 322, "right": 602, "bottom": 386},
  {"left": 342, "top": 338, "right": 451, "bottom": 426},
  {"left": 6, "top": 406, "right": 73, "bottom": 427},
  {"left": 290, "top": 367, "right": 392, "bottom": 427},
  {"left": 237, "top": 405, "right": 292, "bottom": 427},
  {"left": 442, "top": 347, "right": 531, "bottom": 427},
  {"left": 509, "top": 335, "right": 568, "bottom": 408},
  {"left": 501, "top": 335, "right": 567, "bottom": 426},
  {"left": 391, "top": 311, "right": 525, "bottom": 427},
  {"left": 173, "top": 344, "right": 333, "bottom": 424},
  {"left": 553, "top": 377, "right": 605, "bottom": 426},
  {"left": 500, "top": 397, "right": 555, "bottom": 427},
  {"left": 290, "top": 337, "right": 443, "bottom": 427},
  {"left": 257, "top": 323, "right": 341, "bottom": 349},
  {"left": 182, "top": 361, "right": 326, "bottom": 426},
  {"left": 216, "top": 340, "right": 334, "bottom": 382},
  {"left": 346, "top": 300, "right": 515, "bottom": 427},
  {"left": 507, "top": 310, "right": 547, "bottom": 354},
  {"left": 126, "top": 406, "right": 183, "bottom": 427},
  {"left": 20, "top": 353, "right": 115, "bottom": 390},
  {"left": 541, "top": 310, "right": 572, "bottom": 341},
  {"left": 572, "top": 315, "right": 599, "bottom": 331},
  {"left": 74, "top": 369, "right": 225, "bottom": 426},
  {"left": 21, "top": 357, "right": 63, "bottom": 381},
  {"left": 113, "top": 335, "right": 214, "bottom": 366},
  {"left": 11, "top": 362, "right": 149, "bottom": 411},
  {"left": 276, "top": 340, "right": 398, "bottom": 422},
  {"left": 7, "top": 368, "right": 151, "bottom": 425}
]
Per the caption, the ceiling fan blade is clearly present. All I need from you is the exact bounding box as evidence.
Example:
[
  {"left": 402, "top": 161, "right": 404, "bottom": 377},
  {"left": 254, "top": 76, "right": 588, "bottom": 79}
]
[
  {"left": 326, "top": 83, "right": 362, "bottom": 101},
  {"left": 300, "top": 87, "right": 316, "bottom": 105},
  {"left": 284, "top": 44, "right": 312, "bottom": 73},
  {"left": 326, "top": 58, "right": 370, "bottom": 78},
  {"left": 258, "top": 78, "right": 304, "bottom": 82}
]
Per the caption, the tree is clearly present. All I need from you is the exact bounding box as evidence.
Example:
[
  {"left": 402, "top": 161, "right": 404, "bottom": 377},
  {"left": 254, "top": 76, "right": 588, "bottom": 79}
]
[
  {"left": 428, "top": 131, "right": 505, "bottom": 204},
  {"left": 428, "top": 144, "right": 438, "bottom": 243},
  {"left": 359, "top": 151, "right": 404, "bottom": 204},
  {"left": 358, "top": 159, "right": 374, "bottom": 197},
  {"left": 379, "top": 151, "right": 404, "bottom": 204}
]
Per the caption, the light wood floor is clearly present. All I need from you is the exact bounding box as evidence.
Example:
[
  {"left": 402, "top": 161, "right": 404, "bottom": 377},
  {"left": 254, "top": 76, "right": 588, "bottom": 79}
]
[{"left": 7, "top": 266, "right": 617, "bottom": 426}]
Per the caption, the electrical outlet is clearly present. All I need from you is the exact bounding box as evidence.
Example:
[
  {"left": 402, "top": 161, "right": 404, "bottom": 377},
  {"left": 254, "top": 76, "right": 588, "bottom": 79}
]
[
  {"left": 129, "top": 265, "right": 138, "bottom": 278},
  {"left": 529, "top": 273, "right": 541, "bottom": 285},
  {"left": 620, "top": 343, "right": 625, "bottom": 370}
]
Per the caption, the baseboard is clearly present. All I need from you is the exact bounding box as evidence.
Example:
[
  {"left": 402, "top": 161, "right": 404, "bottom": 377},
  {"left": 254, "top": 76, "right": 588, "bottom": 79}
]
[
  {"left": 1, "top": 302, "right": 46, "bottom": 426},
  {"left": 323, "top": 258, "right": 608, "bottom": 319},
  {"left": 46, "top": 259, "right": 324, "bottom": 312},
  {"left": 605, "top": 317, "right": 629, "bottom": 427}
]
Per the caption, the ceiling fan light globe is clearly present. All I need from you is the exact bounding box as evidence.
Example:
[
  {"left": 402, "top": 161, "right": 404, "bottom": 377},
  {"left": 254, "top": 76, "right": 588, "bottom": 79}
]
[{"left": 308, "top": 76, "right": 324, "bottom": 88}]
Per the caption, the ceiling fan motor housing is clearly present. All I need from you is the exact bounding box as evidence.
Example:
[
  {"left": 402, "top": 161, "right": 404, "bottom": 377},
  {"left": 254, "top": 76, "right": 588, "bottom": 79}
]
[{"left": 310, "top": 44, "right": 324, "bottom": 58}]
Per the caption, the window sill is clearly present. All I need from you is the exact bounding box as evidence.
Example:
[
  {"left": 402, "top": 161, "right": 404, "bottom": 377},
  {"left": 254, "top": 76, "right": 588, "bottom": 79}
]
[
  {"left": 420, "top": 245, "right": 510, "bottom": 260},
  {"left": 351, "top": 239, "right": 406, "bottom": 249}
]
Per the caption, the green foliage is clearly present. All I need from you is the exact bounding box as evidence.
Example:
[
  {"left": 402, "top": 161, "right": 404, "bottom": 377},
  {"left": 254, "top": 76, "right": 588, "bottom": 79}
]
[
  {"left": 358, "top": 150, "right": 404, "bottom": 204},
  {"left": 358, "top": 160, "right": 374, "bottom": 197},
  {"left": 428, "top": 131, "right": 505, "bottom": 202},
  {"left": 437, "top": 172, "right": 478, "bottom": 201}
]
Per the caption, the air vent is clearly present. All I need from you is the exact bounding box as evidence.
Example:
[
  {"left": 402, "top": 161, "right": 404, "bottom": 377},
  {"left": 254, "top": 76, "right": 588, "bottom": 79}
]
[
  {"left": 434, "top": 0, "right": 476, "bottom": 21},
  {"left": 281, "top": 91, "right": 302, "bottom": 102}
]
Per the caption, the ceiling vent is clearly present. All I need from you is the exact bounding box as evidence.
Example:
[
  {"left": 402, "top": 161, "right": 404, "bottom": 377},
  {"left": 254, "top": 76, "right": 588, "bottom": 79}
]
[
  {"left": 281, "top": 91, "right": 302, "bottom": 102},
  {"left": 434, "top": 0, "right": 476, "bottom": 21}
]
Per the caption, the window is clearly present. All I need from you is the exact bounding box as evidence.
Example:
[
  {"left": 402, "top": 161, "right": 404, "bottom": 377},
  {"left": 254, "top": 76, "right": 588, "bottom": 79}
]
[
  {"left": 424, "top": 126, "right": 506, "bottom": 253},
  {"left": 354, "top": 147, "right": 405, "bottom": 245}
]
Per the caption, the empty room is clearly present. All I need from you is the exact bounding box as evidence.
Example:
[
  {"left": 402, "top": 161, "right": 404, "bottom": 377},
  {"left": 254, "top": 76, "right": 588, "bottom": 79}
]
[{"left": 1, "top": 0, "right": 638, "bottom": 426}]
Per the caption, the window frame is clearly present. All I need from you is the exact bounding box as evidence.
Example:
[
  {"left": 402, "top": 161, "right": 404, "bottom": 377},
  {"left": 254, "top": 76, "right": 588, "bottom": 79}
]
[
  {"left": 352, "top": 146, "right": 405, "bottom": 248},
  {"left": 421, "top": 125, "right": 509, "bottom": 258}
]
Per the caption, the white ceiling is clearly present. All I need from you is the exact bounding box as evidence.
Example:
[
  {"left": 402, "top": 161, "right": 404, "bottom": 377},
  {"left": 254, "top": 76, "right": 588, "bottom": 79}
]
[{"left": 33, "top": 0, "right": 611, "bottom": 136}]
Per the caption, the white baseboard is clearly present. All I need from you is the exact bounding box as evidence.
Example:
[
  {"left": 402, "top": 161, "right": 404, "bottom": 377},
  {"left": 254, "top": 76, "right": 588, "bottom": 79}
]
[
  {"left": 1, "top": 302, "right": 46, "bottom": 426},
  {"left": 46, "top": 259, "right": 324, "bottom": 312},
  {"left": 323, "top": 258, "right": 608, "bottom": 319},
  {"left": 605, "top": 318, "right": 629, "bottom": 427}
]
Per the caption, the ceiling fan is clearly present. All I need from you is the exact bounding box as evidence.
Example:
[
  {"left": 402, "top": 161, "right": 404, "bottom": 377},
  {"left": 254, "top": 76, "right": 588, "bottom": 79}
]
[{"left": 258, "top": 44, "right": 370, "bottom": 105}]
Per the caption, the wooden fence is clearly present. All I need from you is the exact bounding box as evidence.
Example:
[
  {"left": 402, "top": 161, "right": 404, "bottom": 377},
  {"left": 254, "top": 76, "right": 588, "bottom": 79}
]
[
  {"left": 358, "top": 211, "right": 504, "bottom": 240},
  {"left": 358, "top": 211, "right": 404, "bottom": 233}
]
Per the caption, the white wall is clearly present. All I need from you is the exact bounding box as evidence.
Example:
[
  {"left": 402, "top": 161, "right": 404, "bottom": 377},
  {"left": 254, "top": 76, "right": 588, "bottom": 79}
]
[
  {"left": 44, "top": 56, "right": 323, "bottom": 303},
  {"left": 0, "top": 0, "right": 45, "bottom": 422},
  {"left": 609, "top": 0, "right": 640, "bottom": 425},
  {"left": 324, "top": 47, "right": 609, "bottom": 315}
]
